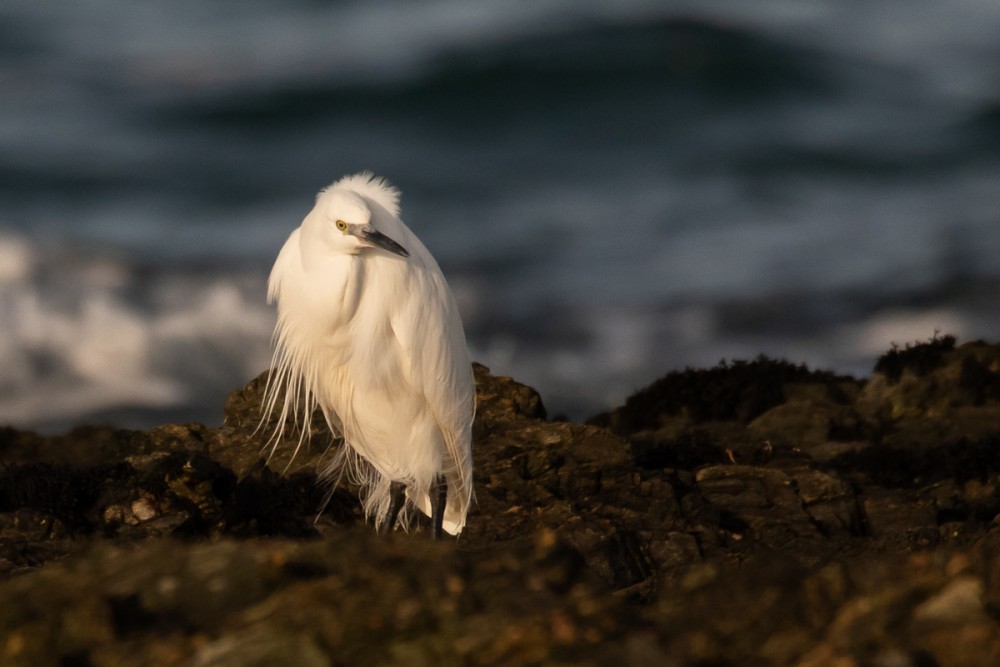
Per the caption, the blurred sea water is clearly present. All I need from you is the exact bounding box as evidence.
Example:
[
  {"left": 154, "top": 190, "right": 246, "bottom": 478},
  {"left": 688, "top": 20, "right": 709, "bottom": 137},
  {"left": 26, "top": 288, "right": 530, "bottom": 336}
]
[{"left": 2, "top": 0, "right": 999, "bottom": 431}]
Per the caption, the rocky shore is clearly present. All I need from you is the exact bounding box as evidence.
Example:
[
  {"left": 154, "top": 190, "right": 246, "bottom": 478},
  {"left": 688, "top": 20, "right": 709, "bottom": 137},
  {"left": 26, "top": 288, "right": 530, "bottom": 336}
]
[{"left": 3, "top": 335, "right": 1000, "bottom": 665}]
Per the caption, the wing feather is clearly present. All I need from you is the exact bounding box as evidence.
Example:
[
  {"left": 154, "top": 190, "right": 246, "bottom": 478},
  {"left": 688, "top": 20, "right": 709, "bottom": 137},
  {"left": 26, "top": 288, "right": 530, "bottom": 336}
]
[{"left": 390, "top": 263, "right": 475, "bottom": 531}]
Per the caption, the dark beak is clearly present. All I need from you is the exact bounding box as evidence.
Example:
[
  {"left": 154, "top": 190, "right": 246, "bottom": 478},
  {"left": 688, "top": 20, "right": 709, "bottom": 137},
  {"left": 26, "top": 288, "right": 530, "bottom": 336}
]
[{"left": 361, "top": 227, "right": 409, "bottom": 258}]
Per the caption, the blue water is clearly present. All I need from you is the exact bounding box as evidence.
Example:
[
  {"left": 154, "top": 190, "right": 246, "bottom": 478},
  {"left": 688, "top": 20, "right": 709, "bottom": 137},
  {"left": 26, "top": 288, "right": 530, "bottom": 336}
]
[{"left": 2, "top": 1, "right": 999, "bottom": 431}]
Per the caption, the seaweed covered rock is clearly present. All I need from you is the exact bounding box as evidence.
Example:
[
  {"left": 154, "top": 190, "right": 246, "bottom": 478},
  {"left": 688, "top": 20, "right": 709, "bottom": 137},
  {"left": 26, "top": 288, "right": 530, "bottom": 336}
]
[
  {"left": 4, "top": 339, "right": 1000, "bottom": 665},
  {"left": 591, "top": 356, "right": 859, "bottom": 433},
  {"left": 858, "top": 336, "right": 1000, "bottom": 447}
]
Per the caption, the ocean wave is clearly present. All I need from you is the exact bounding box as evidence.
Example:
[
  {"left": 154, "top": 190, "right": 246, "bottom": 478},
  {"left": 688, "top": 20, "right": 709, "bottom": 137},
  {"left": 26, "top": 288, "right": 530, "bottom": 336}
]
[
  {"left": 3, "top": 1, "right": 1000, "bottom": 429},
  {"left": 2, "top": 230, "right": 998, "bottom": 431}
]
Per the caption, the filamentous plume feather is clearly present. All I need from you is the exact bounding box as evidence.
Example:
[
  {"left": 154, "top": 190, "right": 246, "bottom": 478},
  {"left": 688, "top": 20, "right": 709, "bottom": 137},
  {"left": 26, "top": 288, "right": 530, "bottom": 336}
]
[{"left": 261, "top": 172, "right": 475, "bottom": 535}]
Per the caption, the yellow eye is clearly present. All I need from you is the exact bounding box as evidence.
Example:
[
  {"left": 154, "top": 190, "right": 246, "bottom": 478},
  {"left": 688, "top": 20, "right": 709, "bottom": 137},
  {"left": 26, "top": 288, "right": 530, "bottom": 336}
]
[{"left": 335, "top": 220, "right": 348, "bottom": 232}]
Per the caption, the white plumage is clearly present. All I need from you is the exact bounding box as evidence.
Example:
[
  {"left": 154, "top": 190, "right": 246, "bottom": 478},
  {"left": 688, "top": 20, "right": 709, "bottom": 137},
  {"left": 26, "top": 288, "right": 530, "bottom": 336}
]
[{"left": 262, "top": 172, "right": 474, "bottom": 536}]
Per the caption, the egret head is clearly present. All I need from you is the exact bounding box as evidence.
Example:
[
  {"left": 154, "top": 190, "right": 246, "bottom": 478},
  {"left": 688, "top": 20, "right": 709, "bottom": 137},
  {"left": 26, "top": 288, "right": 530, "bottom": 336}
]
[{"left": 308, "top": 188, "right": 409, "bottom": 258}]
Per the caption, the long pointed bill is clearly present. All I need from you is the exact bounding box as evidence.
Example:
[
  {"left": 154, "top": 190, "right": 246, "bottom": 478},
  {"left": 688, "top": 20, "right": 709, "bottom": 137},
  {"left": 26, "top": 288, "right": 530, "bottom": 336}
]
[{"left": 359, "top": 226, "right": 409, "bottom": 258}]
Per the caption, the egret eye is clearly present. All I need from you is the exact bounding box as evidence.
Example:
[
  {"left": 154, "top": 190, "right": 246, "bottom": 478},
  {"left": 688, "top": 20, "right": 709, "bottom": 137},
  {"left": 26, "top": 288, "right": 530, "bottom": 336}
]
[{"left": 335, "top": 220, "right": 349, "bottom": 232}]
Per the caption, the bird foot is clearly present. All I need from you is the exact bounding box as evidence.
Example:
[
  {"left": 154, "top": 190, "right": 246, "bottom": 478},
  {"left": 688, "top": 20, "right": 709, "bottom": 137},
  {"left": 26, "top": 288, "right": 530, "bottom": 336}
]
[
  {"left": 379, "top": 481, "right": 406, "bottom": 535},
  {"left": 431, "top": 474, "right": 447, "bottom": 540}
]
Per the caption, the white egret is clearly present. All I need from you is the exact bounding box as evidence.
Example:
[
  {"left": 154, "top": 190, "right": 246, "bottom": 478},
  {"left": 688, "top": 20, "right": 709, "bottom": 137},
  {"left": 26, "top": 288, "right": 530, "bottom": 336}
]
[{"left": 262, "top": 172, "right": 475, "bottom": 537}]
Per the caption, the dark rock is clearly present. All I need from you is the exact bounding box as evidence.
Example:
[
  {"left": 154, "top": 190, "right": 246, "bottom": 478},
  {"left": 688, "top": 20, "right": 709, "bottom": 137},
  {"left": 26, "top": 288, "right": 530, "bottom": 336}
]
[
  {"left": 471, "top": 361, "right": 547, "bottom": 431},
  {"left": 874, "top": 332, "right": 956, "bottom": 383},
  {"left": 590, "top": 355, "right": 858, "bottom": 435},
  {"left": 858, "top": 339, "right": 1000, "bottom": 447},
  {"left": 4, "top": 338, "right": 1000, "bottom": 665},
  {"left": 652, "top": 550, "right": 1000, "bottom": 665}
]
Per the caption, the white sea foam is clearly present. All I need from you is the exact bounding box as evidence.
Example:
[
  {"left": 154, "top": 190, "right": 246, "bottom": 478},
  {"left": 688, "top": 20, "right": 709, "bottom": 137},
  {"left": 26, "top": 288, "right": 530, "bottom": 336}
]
[
  {"left": 0, "top": 234, "right": 272, "bottom": 431},
  {"left": 0, "top": 234, "right": 34, "bottom": 286},
  {"left": 1, "top": 229, "right": 996, "bottom": 430}
]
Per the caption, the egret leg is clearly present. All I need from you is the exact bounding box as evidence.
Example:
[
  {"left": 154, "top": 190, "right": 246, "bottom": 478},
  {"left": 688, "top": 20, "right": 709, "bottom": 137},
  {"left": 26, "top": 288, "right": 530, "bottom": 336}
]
[
  {"left": 431, "top": 474, "right": 447, "bottom": 540},
  {"left": 379, "top": 481, "right": 406, "bottom": 535}
]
